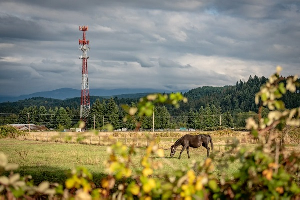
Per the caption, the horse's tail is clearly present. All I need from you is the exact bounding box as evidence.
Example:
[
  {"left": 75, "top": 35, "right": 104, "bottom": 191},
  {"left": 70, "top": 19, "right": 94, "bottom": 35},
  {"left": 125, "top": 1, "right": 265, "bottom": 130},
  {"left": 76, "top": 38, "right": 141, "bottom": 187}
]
[{"left": 209, "top": 135, "right": 213, "bottom": 151}]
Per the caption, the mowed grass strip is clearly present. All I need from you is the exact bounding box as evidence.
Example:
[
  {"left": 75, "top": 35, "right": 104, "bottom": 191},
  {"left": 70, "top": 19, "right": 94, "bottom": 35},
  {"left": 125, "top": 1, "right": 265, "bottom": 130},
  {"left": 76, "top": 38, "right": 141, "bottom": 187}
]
[{"left": 0, "top": 138, "right": 245, "bottom": 186}]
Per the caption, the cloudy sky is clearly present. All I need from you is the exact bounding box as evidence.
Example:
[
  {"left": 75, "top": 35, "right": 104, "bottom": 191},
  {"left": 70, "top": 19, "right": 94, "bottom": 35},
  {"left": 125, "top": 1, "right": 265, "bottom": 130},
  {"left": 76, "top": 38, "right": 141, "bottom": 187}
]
[{"left": 0, "top": 0, "right": 299, "bottom": 96}]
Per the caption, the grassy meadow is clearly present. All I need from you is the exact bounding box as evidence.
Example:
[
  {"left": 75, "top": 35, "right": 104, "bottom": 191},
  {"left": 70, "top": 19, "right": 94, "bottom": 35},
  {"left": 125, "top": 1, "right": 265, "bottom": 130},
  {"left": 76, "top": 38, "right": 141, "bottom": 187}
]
[{"left": 0, "top": 131, "right": 298, "bottom": 186}]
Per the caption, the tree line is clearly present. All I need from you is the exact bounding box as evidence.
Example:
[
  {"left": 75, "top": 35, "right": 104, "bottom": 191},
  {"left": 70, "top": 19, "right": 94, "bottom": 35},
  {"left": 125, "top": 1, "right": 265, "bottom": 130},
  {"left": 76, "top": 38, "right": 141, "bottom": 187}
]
[{"left": 0, "top": 75, "right": 299, "bottom": 130}]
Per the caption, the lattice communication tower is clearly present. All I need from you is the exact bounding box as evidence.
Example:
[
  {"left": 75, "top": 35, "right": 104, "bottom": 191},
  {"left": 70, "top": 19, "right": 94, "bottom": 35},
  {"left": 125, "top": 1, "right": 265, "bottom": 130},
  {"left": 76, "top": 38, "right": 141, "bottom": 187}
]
[{"left": 79, "top": 26, "right": 90, "bottom": 124}]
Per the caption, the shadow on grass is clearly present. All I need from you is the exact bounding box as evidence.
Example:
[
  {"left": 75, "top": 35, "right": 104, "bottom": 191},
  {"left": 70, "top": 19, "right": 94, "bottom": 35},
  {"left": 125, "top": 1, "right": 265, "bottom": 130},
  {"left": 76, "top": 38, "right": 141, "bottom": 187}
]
[
  {"left": 10, "top": 166, "right": 108, "bottom": 187},
  {"left": 150, "top": 156, "right": 179, "bottom": 159}
]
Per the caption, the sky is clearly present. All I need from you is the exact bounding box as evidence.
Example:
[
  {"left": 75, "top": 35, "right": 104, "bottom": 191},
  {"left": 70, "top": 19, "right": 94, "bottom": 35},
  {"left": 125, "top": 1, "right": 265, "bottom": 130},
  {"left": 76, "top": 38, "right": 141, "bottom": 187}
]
[{"left": 0, "top": 0, "right": 299, "bottom": 96}]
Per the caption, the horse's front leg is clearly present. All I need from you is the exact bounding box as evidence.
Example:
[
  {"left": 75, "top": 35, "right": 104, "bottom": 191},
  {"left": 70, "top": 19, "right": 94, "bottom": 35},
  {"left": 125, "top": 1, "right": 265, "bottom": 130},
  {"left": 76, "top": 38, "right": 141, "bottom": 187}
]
[{"left": 178, "top": 145, "right": 187, "bottom": 159}]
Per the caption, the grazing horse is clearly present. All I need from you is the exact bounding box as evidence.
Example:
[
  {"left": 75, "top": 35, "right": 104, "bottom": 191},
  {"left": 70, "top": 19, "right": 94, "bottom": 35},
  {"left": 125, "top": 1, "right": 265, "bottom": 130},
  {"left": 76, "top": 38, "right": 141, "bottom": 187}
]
[{"left": 170, "top": 134, "right": 213, "bottom": 159}]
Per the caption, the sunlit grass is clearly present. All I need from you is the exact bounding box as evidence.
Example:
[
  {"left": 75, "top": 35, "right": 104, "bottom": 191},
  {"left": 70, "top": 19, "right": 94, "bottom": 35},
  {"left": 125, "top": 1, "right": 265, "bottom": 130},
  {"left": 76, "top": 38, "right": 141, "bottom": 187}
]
[{"left": 0, "top": 138, "right": 291, "bottom": 186}]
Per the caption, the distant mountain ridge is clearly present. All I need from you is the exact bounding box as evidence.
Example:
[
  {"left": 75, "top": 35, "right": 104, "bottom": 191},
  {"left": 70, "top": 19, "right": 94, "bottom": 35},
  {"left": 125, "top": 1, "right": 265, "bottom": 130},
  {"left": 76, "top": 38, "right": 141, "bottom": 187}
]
[{"left": 0, "top": 88, "right": 187, "bottom": 103}]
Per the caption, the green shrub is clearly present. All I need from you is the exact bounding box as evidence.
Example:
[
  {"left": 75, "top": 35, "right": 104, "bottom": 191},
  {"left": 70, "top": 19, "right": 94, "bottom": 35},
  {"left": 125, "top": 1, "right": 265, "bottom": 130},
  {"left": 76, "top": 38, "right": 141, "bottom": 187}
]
[{"left": 0, "top": 125, "right": 25, "bottom": 138}]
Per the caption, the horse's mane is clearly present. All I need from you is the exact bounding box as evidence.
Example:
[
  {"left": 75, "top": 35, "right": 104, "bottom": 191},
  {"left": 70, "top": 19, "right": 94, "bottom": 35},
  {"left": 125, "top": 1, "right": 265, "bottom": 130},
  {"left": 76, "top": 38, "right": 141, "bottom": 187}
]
[{"left": 173, "top": 135, "right": 184, "bottom": 147}]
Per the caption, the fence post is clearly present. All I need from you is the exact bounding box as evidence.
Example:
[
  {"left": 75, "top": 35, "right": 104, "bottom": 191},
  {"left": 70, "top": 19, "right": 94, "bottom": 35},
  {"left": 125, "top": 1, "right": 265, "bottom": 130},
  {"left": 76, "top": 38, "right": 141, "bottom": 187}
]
[
  {"left": 94, "top": 115, "right": 95, "bottom": 131},
  {"left": 27, "top": 113, "right": 30, "bottom": 133},
  {"left": 146, "top": 136, "right": 148, "bottom": 147},
  {"left": 152, "top": 107, "right": 155, "bottom": 133}
]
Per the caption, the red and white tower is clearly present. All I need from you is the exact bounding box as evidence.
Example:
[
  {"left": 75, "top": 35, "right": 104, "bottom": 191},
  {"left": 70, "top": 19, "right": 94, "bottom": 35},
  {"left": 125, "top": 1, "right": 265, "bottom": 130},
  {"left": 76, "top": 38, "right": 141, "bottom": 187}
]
[{"left": 79, "top": 26, "right": 90, "bottom": 123}]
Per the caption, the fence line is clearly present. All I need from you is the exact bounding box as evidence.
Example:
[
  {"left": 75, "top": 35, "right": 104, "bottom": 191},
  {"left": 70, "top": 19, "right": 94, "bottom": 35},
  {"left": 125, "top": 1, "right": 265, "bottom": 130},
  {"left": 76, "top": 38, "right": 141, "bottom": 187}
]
[
  {"left": 1, "top": 113, "right": 256, "bottom": 130},
  {"left": 16, "top": 131, "right": 271, "bottom": 149}
]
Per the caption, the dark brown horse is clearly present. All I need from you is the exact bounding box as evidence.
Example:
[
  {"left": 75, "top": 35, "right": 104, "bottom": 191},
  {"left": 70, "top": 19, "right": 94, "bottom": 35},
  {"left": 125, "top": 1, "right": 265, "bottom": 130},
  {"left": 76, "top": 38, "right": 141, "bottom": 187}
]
[{"left": 170, "top": 134, "right": 213, "bottom": 159}]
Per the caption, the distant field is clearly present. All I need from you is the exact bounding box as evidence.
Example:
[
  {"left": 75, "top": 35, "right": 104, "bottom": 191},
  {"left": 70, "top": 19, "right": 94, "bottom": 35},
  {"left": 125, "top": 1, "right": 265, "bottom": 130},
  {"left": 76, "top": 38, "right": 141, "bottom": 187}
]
[
  {"left": 0, "top": 131, "right": 299, "bottom": 186},
  {"left": 16, "top": 130, "right": 256, "bottom": 149}
]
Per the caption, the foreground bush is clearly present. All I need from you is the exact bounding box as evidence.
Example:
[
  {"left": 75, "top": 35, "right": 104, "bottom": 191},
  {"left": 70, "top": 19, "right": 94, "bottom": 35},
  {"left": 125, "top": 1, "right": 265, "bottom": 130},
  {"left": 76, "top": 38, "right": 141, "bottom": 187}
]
[
  {"left": 0, "top": 68, "right": 300, "bottom": 199},
  {"left": 0, "top": 125, "right": 26, "bottom": 139}
]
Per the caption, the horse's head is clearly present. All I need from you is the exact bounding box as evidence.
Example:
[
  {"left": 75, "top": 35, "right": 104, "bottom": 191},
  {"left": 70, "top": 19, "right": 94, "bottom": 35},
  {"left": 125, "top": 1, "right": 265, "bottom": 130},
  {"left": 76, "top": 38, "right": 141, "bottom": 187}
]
[{"left": 170, "top": 145, "right": 176, "bottom": 157}]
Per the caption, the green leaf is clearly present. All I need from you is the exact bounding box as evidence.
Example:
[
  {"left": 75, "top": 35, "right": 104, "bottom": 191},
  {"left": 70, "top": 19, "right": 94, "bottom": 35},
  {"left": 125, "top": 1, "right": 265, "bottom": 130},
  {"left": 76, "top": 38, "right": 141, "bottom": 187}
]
[
  {"left": 277, "top": 169, "right": 290, "bottom": 181},
  {"left": 290, "top": 182, "right": 300, "bottom": 193},
  {"left": 208, "top": 180, "right": 219, "bottom": 192},
  {"left": 11, "top": 188, "right": 25, "bottom": 198},
  {"left": 162, "top": 191, "right": 172, "bottom": 200},
  {"left": 278, "top": 82, "right": 286, "bottom": 94},
  {"left": 264, "top": 118, "right": 269, "bottom": 124},
  {"left": 127, "top": 182, "right": 140, "bottom": 195},
  {"left": 261, "top": 93, "right": 268, "bottom": 102},
  {"left": 251, "top": 129, "right": 258, "bottom": 138},
  {"left": 144, "top": 108, "right": 153, "bottom": 116},
  {"left": 66, "top": 178, "right": 75, "bottom": 189},
  {"left": 255, "top": 192, "right": 264, "bottom": 200},
  {"left": 161, "top": 183, "right": 173, "bottom": 191},
  {"left": 55, "top": 185, "right": 64, "bottom": 195},
  {"left": 274, "top": 100, "right": 285, "bottom": 110}
]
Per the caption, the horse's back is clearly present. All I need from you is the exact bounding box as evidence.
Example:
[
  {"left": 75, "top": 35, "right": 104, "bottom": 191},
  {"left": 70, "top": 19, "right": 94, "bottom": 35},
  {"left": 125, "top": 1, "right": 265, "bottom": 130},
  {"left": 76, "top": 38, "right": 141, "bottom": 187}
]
[
  {"left": 185, "top": 134, "right": 203, "bottom": 148},
  {"left": 179, "top": 134, "right": 211, "bottom": 148}
]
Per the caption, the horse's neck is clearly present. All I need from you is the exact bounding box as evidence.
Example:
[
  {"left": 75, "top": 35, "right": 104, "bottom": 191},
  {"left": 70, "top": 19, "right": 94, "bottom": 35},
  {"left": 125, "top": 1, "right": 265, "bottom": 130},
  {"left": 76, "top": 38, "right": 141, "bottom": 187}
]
[{"left": 173, "top": 138, "right": 182, "bottom": 148}]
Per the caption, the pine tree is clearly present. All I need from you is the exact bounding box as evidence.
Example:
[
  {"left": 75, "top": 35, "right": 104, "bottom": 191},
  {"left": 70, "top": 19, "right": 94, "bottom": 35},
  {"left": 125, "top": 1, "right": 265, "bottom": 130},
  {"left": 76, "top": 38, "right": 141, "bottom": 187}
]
[
  {"left": 89, "top": 99, "right": 105, "bottom": 129},
  {"left": 55, "top": 107, "right": 71, "bottom": 129},
  {"left": 37, "top": 106, "right": 47, "bottom": 125},
  {"left": 204, "top": 104, "right": 213, "bottom": 128},
  {"left": 196, "top": 106, "right": 205, "bottom": 130},
  {"left": 187, "top": 109, "right": 196, "bottom": 129},
  {"left": 222, "top": 112, "right": 233, "bottom": 128},
  {"left": 105, "top": 98, "right": 120, "bottom": 129},
  {"left": 211, "top": 104, "right": 221, "bottom": 127},
  {"left": 154, "top": 106, "right": 171, "bottom": 129}
]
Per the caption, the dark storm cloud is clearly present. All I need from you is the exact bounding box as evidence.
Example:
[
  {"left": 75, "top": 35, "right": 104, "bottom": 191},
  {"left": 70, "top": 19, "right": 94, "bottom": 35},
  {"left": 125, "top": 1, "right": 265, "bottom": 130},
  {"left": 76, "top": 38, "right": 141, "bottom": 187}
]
[
  {"left": 8, "top": 0, "right": 207, "bottom": 12},
  {"left": 30, "top": 59, "right": 76, "bottom": 73},
  {"left": 136, "top": 57, "right": 155, "bottom": 68},
  {"left": 209, "top": 0, "right": 300, "bottom": 19},
  {"left": 0, "top": 15, "right": 57, "bottom": 41},
  {"left": 158, "top": 58, "right": 191, "bottom": 69},
  {"left": 0, "top": 0, "right": 299, "bottom": 96},
  {"left": 0, "top": 61, "right": 25, "bottom": 80}
]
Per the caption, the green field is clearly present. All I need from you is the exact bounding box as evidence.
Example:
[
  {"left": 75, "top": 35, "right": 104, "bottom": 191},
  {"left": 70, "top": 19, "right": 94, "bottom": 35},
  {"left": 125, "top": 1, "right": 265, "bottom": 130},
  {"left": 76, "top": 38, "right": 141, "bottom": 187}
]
[
  {"left": 1, "top": 137, "right": 298, "bottom": 187},
  {"left": 0, "top": 137, "right": 242, "bottom": 185}
]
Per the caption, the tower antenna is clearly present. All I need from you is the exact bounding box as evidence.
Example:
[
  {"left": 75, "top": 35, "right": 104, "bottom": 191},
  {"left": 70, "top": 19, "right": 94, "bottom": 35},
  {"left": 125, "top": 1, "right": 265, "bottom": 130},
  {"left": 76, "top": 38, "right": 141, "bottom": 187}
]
[{"left": 79, "top": 26, "right": 90, "bottom": 126}]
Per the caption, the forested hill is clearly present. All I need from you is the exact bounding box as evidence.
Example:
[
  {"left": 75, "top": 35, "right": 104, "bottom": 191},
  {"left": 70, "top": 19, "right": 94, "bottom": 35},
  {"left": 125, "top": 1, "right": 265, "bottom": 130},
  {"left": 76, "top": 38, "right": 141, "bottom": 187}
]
[
  {"left": 181, "top": 75, "right": 299, "bottom": 113},
  {"left": 0, "top": 94, "right": 146, "bottom": 113},
  {"left": 0, "top": 75, "right": 299, "bottom": 114},
  {"left": 182, "top": 75, "right": 267, "bottom": 113}
]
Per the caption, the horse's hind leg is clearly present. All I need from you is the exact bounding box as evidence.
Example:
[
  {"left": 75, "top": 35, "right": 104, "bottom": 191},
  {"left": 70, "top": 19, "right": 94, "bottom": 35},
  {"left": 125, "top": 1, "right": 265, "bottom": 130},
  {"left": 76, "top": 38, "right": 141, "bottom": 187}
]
[
  {"left": 206, "top": 147, "right": 210, "bottom": 157},
  {"left": 187, "top": 146, "right": 190, "bottom": 159},
  {"left": 203, "top": 142, "right": 210, "bottom": 157}
]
